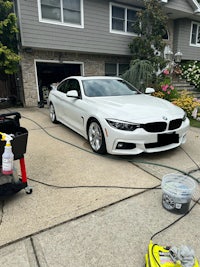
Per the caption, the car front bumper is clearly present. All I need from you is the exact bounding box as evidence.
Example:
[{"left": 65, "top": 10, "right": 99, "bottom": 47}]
[{"left": 103, "top": 118, "right": 190, "bottom": 155}]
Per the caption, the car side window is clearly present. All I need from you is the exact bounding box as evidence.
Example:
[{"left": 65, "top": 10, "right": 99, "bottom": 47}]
[
  {"left": 66, "top": 79, "right": 81, "bottom": 98},
  {"left": 57, "top": 81, "right": 67, "bottom": 93}
]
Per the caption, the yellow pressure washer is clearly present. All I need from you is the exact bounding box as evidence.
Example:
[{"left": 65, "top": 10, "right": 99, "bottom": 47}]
[{"left": 145, "top": 240, "right": 199, "bottom": 267}]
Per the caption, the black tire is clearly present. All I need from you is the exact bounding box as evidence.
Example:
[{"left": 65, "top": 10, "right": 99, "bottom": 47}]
[
  {"left": 49, "top": 103, "right": 58, "bottom": 123},
  {"left": 88, "top": 119, "right": 107, "bottom": 154}
]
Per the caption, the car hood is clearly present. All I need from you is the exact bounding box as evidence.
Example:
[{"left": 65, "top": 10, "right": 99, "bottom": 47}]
[{"left": 88, "top": 94, "right": 184, "bottom": 122}]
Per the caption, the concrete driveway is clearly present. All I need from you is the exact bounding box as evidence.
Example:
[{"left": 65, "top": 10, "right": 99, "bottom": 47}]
[{"left": 0, "top": 106, "right": 199, "bottom": 266}]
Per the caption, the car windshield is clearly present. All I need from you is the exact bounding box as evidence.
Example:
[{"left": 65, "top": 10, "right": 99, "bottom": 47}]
[{"left": 82, "top": 79, "right": 140, "bottom": 97}]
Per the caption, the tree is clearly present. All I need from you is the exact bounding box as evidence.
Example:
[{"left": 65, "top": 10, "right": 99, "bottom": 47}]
[
  {"left": 121, "top": 59, "right": 154, "bottom": 91},
  {"left": 123, "top": 0, "right": 168, "bottom": 90},
  {"left": 0, "top": 0, "right": 20, "bottom": 78},
  {"left": 130, "top": 0, "right": 167, "bottom": 67}
]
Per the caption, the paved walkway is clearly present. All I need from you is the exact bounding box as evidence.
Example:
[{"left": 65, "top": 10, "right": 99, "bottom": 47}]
[{"left": 0, "top": 107, "right": 199, "bottom": 266}]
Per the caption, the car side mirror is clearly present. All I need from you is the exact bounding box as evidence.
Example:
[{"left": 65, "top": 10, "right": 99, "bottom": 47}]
[
  {"left": 145, "top": 87, "right": 155, "bottom": 94},
  {"left": 66, "top": 90, "right": 79, "bottom": 98}
]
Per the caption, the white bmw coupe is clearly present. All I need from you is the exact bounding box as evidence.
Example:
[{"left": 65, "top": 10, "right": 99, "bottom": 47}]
[{"left": 48, "top": 76, "right": 190, "bottom": 155}]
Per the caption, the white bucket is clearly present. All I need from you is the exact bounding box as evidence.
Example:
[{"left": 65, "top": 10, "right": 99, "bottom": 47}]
[{"left": 161, "top": 173, "right": 196, "bottom": 214}]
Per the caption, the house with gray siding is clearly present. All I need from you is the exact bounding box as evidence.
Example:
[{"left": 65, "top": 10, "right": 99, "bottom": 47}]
[{"left": 14, "top": 0, "right": 200, "bottom": 106}]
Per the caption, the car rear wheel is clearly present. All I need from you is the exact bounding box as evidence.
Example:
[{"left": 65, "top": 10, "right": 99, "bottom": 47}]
[
  {"left": 88, "top": 120, "right": 106, "bottom": 154},
  {"left": 49, "top": 103, "right": 57, "bottom": 123}
]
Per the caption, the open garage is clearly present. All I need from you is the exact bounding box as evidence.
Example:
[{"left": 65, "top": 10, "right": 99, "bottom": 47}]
[{"left": 36, "top": 61, "right": 83, "bottom": 105}]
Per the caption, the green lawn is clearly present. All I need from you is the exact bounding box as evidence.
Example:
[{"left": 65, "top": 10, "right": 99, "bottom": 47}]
[{"left": 190, "top": 118, "right": 200, "bottom": 128}]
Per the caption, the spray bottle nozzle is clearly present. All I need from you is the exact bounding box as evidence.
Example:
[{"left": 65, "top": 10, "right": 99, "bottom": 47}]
[{"left": 0, "top": 132, "right": 13, "bottom": 146}]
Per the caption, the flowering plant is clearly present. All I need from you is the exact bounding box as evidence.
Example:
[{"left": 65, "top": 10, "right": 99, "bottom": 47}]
[
  {"left": 153, "top": 68, "right": 179, "bottom": 101},
  {"left": 163, "top": 69, "right": 170, "bottom": 75},
  {"left": 172, "top": 91, "right": 200, "bottom": 118},
  {"left": 181, "top": 61, "right": 200, "bottom": 90}
]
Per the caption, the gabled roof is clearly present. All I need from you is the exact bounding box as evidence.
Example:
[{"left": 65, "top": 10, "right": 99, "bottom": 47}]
[
  {"left": 187, "top": 0, "right": 200, "bottom": 13},
  {"left": 161, "top": 0, "right": 200, "bottom": 19},
  {"left": 118, "top": 0, "right": 200, "bottom": 19}
]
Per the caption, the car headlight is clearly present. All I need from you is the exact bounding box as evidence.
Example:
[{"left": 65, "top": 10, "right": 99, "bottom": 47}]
[{"left": 106, "top": 119, "right": 140, "bottom": 131}]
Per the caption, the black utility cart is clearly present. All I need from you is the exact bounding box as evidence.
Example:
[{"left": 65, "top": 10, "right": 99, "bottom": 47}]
[{"left": 0, "top": 111, "right": 32, "bottom": 197}]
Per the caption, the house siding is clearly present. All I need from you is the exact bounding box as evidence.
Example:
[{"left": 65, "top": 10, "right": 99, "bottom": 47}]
[
  {"left": 17, "top": 0, "right": 134, "bottom": 56},
  {"left": 166, "top": 0, "right": 193, "bottom": 12},
  {"left": 173, "top": 19, "right": 200, "bottom": 61},
  {"left": 15, "top": 0, "right": 200, "bottom": 106}
]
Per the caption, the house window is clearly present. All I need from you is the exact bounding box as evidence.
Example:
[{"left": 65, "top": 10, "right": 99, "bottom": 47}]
[
  {"left": 39, "top": 0, "right": 83, "bottom": 27},
  {"left": 190, "top": 22, "right": 200, "bottom": 45},
  {"left": 110, "top": 3, "right": 137, "bottom": 35},
  {"left": 105, "top": 63, "right": 129, "bottom": 76}
]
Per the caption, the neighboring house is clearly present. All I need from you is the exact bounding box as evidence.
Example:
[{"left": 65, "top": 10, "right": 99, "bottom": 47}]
[{"left": 14, "top": 0, "right": 200, "bottom": 106}]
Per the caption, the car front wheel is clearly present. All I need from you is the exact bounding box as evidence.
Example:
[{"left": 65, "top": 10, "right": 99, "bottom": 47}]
[
  {"left": 88, "top": 120, "right": 106, "bottom": 154},
  {"left": 49, "top": 103, "right": 57, "bottom": 123}
]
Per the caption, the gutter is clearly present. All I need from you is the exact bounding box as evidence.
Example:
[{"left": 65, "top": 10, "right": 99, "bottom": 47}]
[{"left": 194, "top": 8, "right": 200, "bottom": 14}]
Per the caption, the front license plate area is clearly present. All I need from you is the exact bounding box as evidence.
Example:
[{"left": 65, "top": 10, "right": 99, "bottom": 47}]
[{"left": 158, "top": 133, "right": 179, "bottom": 145}]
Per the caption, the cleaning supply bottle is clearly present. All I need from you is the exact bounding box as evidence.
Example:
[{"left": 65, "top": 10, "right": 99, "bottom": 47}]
[{"left": 0, "top": 133, "right": 14, "bottom": 175}]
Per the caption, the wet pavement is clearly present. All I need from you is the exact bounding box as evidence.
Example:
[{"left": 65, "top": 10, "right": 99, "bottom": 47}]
[{"left": 0, "top": 106, "right": 199, "bottom": 266}]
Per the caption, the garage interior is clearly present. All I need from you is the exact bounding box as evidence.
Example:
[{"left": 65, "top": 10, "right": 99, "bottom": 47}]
[{"left": 36, "top": 62, "right": 82, "bottom": 105}]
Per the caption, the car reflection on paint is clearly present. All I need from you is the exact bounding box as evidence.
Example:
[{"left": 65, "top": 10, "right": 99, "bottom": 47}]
[{"left": 48, "top": 76, "right": 190, "bottom": 155}]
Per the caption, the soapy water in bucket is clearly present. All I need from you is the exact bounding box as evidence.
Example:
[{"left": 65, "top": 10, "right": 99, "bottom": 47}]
[{"left": 161, "top": 173, "right": 197, "bottom": 214}]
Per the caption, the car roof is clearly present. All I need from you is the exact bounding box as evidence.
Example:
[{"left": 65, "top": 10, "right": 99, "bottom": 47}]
[{"left": 62, "top": 76, "right": 122, "bottom": 82}]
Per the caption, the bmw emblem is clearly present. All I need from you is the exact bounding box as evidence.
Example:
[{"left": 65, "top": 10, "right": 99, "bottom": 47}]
[{"left": 162, "top": 116, "right": 168, "bottom": 120}]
